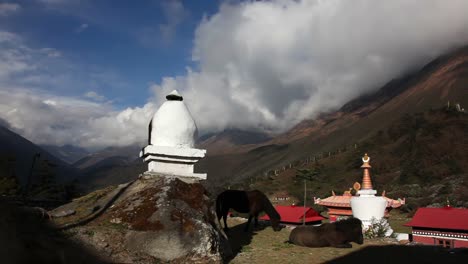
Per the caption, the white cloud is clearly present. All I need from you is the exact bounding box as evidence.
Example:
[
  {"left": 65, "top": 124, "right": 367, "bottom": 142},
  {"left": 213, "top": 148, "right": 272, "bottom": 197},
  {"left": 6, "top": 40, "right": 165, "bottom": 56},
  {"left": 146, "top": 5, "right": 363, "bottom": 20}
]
[
  {"left": 40, "top": 47, "right": 62, "bottom": 58},
  {"left": 2, "top": 0, "right": 468, "bottom": 151},
  {"left": 43, "top": 99, "right": 57, "bottom": 106},
  {"left": 76, "top": 23, "right": 89, "bottom": 33},
  {"left": 0, "top": 32, "right": 36, "bottom": 80},
  {"left": 84, "top": 91, "right": 106, "bottom": 102},
  {"left": 137, "top": 1, "right": 189, "bottom": 47},
  {"left": 0, "top": 87, "right": 155, "bottom": 149},
  {"left": 0, "top": 3, "right": 21, "bottom": 16},
  {"left": 0, "top": 32, "right": 66, "bottom": 85},
  {"left": 158, "top": 0, "right": 189, "bottom": 43},
  {"left": 0, "top": 30, "right": 128, "bottom": 94},
  {"left": 0, "top": 31, "right": 146, "bottom": 149},
  {"left": 150, "top": 0, "right": 468, "bottom": 134},
  {"left": 0, "top": 31, "right": 19, "bottom": 43}
]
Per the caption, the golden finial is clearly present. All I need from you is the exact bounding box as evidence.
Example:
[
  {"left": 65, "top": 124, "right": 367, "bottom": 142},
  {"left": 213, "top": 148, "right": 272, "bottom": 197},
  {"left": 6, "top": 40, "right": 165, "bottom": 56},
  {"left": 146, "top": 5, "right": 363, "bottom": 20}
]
[
  {"left": 353, "top": 182, "right": 361, "bottom": 191},
  {"left": 362, "top": 153, "right": 370, "bottom": 163}
]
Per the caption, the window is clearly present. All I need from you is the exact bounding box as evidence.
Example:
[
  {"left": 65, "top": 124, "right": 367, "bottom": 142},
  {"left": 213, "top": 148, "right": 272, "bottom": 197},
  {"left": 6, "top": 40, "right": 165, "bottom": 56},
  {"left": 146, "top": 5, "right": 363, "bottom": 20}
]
[{"left": 435, "top": 238, "right": 453, "bottom": 248}]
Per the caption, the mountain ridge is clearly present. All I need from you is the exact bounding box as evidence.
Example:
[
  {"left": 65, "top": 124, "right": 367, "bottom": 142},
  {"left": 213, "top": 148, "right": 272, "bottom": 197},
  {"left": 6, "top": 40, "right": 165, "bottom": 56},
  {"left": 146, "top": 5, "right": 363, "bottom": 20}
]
[
  {"left": 0, "top": 125, "right": 80, "bottom": 186},
  {"left": 198, "top": 45, "right": 468, "bottom": 194}
]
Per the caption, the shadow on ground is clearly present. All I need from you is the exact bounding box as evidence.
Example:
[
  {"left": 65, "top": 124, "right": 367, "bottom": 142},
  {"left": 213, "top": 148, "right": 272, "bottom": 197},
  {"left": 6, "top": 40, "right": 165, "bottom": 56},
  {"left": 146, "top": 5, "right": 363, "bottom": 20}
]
[
  {"left": 0, "top": 202, "right": 107, "bottom": 264},
  {"left": 327, "top": 245, "right": 468, "bottom": 264},
  {"left": 224, "top": 221, "right": 272, "bottom": 262}
]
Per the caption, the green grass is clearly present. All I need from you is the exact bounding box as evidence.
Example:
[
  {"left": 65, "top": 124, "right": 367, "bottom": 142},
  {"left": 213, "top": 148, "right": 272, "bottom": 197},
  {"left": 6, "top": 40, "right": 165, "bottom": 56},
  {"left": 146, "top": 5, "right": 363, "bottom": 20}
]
[{"left": 387, "top": 210, "right": 411, "bottom": 233}]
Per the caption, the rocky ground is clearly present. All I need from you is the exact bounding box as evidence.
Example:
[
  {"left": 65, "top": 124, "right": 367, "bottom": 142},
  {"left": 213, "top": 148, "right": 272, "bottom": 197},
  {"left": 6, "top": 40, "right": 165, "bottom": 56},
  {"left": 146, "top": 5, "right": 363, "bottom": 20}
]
[{"left": 49, "top": 175, "right": 230, "bottom": 263}]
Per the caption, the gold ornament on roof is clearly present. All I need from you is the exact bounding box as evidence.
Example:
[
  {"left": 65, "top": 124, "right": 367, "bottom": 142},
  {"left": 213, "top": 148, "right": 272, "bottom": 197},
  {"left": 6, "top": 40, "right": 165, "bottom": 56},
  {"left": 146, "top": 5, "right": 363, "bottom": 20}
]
[
  {"left": 353, "top": 182, "right": 361, "bottom": 191},
  {"left": 362, "top": 153, "right": 370, "bottom": 163}
]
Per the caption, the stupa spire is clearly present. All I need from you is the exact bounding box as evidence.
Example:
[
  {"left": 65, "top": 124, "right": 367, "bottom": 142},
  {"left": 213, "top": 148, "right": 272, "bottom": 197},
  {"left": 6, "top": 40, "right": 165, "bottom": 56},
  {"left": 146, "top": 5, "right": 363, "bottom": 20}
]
[
  {"left": 351, "top": 153, "right": 387, "bottom": 229},
  {"left": 361, "top": 153, "right": 373, "bottom": 190}
]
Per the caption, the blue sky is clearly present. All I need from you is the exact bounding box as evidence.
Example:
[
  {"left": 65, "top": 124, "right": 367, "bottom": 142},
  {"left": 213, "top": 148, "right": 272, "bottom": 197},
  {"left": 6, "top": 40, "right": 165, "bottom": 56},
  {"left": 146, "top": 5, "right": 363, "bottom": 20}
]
[
  {"left": 0, "top": 0, "right": 220, "bottom": 107},
  {"left": 1, "top": 0, "right": 467, "bottom": 149}
]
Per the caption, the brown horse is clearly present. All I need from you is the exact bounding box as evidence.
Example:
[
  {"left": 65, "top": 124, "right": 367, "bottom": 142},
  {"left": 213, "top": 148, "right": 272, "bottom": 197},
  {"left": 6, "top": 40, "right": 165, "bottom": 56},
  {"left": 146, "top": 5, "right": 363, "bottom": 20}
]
[
  {"left": 216, "top": 190, "right": 281, "bottom": 232},
  {"left": 288, "top": 217, "right": 364, "bottom": 248}
]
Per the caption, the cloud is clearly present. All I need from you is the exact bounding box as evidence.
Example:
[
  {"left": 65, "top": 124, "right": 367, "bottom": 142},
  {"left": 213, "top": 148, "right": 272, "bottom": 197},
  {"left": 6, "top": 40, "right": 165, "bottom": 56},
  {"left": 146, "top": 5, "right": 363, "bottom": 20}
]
[
  {"left": 84, "top": 91, "right": 106, "bottom": 102},
  {"left": 75, "top": 23, "right": 89, "bottom": 33},
  {"left": 150, "top": 0, "right": 468, "bottom": 134},
  {"left": 137, "top": 1, "right": 189, "bottom": 47},
  {"left": 2, "top": 0, "right": 468, "bottom": 151},
  {"left": 0, "top": 87, "right": 155, "bottom": 149},
  {"left": 0, "top": 31, "right": 145, "bottom": 149},
  {"left": 0, "top": 30, "right": 128, "bottom": 96},
  {"left": 43, "top": 99, "right": 57, "bottom": 106},
  {"left": 0, "top": 32, "right": 36, "bottom": 80},
  {"left": 158, "top": 0, "right": 189, "bottom": 43},
  {"left": 40, "top": 48, "right": 62, "bottom": 58},
  {"left": 0, "top": 3, "right": 21, "bottom": 16},
  {"left": 0, "top": 31, "right": 81, "bottom": 99},
  {"left": 36, "top": 0, "right": 68, "bottom": 5}
]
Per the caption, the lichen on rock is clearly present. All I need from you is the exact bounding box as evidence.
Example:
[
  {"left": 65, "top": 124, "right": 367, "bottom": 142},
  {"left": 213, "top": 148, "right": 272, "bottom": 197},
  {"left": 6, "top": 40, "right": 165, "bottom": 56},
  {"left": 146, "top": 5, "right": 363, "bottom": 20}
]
[{"left": 50, "top": 175, "right": 231, "bottom": 263}]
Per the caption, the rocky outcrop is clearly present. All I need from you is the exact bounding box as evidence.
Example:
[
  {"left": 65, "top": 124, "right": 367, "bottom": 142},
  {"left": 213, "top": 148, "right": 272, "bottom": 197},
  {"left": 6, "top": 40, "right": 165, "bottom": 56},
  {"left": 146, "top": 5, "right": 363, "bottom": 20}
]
[{"left": 50, "top": 175, "right": 231, "bottom": 263}]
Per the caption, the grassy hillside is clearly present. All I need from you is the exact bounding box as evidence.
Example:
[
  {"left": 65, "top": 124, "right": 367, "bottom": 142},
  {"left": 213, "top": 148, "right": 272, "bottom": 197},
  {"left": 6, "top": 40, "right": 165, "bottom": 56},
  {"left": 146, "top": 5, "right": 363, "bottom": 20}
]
[
  {"left": 201, "top": 46, "right": 468, "bottom": 199},
  {"left": 242, "top": 108, "right": 468, "bottom": 211}
]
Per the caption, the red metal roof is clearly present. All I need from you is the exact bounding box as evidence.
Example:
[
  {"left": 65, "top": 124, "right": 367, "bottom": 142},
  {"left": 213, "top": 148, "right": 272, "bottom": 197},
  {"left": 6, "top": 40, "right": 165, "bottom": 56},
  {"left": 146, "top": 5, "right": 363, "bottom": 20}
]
[
  {"left": 260, "top": 205, "right": 324, "bottom": 224},
  {"left": 405, "top": 207, "right": 468, "bottom": 230}
]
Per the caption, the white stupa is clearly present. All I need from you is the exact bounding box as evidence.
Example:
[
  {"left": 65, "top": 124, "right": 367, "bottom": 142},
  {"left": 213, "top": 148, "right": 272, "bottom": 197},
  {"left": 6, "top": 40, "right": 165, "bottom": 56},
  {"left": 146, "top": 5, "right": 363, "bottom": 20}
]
[
  {"left": 350, "top": 154, "right": 387, "bottom": 228},
  {"left": 140, "top": 90, "right": 207, "bottom": 180}
]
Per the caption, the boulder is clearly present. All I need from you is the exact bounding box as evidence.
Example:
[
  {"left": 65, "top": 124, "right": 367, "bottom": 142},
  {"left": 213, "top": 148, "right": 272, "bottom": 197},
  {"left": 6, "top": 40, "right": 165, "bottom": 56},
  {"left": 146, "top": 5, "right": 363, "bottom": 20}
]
[{"left": 50, "top": 175, "right": 231, "bottom": 263}]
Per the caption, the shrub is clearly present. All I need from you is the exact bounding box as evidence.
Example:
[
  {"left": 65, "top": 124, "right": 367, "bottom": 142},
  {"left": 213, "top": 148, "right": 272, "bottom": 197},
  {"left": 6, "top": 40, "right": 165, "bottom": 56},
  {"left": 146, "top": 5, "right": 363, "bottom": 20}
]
[{"left": 363, "top": 217, "right": 392, "bottom": 239}]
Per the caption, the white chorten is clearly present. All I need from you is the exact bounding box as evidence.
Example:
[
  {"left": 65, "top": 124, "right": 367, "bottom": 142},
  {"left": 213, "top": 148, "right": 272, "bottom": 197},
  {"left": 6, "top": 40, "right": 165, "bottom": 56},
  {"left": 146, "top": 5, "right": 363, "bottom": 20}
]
[
  {"left": 350, "top": 154, "right": 387, "bottom": 228},
  {"left": 140, "top": 90, "right": 206, "bottom": 180}
]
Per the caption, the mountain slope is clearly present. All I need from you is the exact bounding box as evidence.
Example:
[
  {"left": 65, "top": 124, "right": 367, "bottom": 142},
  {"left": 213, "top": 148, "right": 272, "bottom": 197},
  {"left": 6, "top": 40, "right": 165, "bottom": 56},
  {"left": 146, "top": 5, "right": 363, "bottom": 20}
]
[
  {"left": 41, "top": 144, "right": 89, "bottom": 165},
  {"left": 73, "top": 146, "right": 142, "bottom": 170},
  {"left": 200, "top": 45, "right": 468, "bottom": 194},
  {"left": 74, "top": 146, "right": 144, "bottom": 191},
  {"left": 198, "top": 129, "right": 272, "bottom": 156},
  {"left": 250, "top": 108, "right": 468, "bottom": 209},
  {"left": 274, "top": 46, "right": 468, "bottom": 145},
  {"left": 75, "top": 46, "right": 468, "bottom": 196},
  {"left": 0, "top": 125, "right": 80, "bottom": 185}
]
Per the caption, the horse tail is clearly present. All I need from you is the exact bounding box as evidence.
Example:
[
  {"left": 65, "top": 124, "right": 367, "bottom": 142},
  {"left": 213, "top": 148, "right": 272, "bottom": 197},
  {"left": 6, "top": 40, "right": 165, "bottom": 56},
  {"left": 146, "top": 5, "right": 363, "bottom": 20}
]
[{"left": 262, "top": 194, "right": 280, "bottom": 221}]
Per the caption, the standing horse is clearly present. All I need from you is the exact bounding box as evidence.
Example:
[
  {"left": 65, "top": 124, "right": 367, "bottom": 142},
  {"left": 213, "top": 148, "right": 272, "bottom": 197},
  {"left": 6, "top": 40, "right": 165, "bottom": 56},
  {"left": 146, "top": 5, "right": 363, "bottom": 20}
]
[{"left": 216, "top": 190, "right": 281, "bottom": 232}]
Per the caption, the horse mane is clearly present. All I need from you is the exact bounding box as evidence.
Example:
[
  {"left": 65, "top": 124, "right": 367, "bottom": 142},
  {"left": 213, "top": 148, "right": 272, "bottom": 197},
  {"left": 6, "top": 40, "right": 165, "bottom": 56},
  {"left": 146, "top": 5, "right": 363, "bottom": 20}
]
[
  {"left": 334, "top": 217, "right": 362, "bottom": 232},
  {"left": 261, "top": 194, "right": 280, "bottom": 220}
]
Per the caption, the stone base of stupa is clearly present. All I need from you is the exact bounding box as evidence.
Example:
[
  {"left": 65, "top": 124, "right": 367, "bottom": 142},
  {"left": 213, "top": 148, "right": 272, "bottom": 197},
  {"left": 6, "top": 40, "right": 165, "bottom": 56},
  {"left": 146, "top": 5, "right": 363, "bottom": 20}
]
[
  {"left": 141, "top": 172, "right": 206, "bottom": 183},
  {"left": 140, "top": 145, "right": 207, "bottom": 180}
]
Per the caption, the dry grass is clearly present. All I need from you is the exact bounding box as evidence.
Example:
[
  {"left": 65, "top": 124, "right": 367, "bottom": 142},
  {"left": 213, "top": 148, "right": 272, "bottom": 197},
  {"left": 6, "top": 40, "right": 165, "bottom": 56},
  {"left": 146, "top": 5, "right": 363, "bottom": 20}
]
[
  {"left": 226, "top": 218, "right": 397, "bottom": 264},
  {"left": 225, "top": 211, "right": 468, "bottom": 263}
]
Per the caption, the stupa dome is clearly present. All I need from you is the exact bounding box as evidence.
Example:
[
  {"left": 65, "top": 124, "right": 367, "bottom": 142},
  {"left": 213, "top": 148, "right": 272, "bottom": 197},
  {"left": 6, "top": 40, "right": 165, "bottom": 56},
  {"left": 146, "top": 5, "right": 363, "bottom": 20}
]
[{"left": 150, "top": 90, "right": 198, "bottom": 148}]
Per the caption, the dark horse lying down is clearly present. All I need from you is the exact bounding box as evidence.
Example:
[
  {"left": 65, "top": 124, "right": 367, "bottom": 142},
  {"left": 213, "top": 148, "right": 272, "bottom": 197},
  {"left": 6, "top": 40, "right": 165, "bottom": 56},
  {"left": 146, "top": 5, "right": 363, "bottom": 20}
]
[
  {"left": 288, "top": 217, "right": 364, "bottom": 248},
  {"left": 216, "top": 190, "right": 281, "bottom": 232}
]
